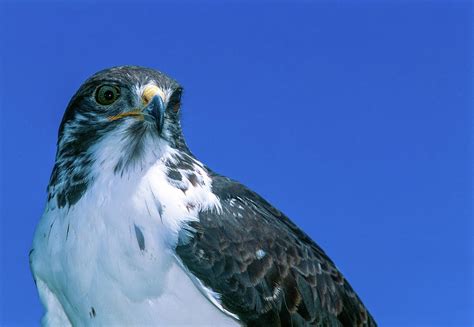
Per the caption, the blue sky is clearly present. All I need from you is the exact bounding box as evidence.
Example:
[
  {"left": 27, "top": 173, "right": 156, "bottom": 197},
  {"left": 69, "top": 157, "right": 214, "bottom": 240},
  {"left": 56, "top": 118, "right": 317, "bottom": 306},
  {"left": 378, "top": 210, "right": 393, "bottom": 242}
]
[{"left": 0, "top": 1, "right": 472, "bottom": 326}]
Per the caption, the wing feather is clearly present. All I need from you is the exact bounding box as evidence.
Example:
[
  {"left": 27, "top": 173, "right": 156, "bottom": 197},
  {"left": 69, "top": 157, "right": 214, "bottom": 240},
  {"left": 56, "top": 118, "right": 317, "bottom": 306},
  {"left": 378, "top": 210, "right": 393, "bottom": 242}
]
[{"left": 176, "top": 175, "right": 376, "bottom": 327}]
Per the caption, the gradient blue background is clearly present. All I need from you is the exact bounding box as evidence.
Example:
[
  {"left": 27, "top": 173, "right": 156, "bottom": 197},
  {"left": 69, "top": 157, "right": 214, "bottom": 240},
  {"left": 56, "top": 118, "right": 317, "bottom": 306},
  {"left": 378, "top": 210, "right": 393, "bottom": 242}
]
[{"left": 0, "top": 1, "right": 472, "bottom": 326}]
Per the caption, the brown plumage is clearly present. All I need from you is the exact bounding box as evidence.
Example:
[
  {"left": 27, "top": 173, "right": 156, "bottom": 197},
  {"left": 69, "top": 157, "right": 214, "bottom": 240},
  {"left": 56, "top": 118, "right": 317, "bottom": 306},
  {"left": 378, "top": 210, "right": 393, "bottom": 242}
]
[{"left": 176, "top": 174, "right": 377, "bottom": 327}]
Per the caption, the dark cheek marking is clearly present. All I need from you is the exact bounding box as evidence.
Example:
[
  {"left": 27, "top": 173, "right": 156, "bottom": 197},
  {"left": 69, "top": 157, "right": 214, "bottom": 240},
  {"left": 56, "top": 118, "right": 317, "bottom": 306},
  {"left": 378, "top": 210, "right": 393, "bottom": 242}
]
[
  {"left": 134, "top": 224, "right": 146, "bottom": 251},
  {"left": 89, "top": 307, "right": 96, "bottom": 318}
]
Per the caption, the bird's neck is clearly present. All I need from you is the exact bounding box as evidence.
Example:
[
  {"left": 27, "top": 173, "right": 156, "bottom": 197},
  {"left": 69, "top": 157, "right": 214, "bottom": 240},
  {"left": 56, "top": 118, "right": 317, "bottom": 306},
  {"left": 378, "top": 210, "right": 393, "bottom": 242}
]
[
  {"left": 47, "top": 129, "right": 201, "bottom": 211},
  {"left": 46, "top": 138, "right": 220, "bottom": 247}
]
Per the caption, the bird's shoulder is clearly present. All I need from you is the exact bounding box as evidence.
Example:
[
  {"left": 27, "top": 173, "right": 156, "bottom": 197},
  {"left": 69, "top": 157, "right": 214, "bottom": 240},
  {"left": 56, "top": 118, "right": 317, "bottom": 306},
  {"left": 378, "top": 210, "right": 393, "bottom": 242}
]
[{"left": 175, "top": 173, "right": 376, "bottom": 327}]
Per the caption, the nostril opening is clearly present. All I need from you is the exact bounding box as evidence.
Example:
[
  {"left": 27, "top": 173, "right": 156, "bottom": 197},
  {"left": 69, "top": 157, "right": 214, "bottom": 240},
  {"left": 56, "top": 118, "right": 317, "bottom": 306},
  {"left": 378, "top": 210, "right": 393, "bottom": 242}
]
[{"left": 142, "top": 94, "right": 151, "bottom": 105}]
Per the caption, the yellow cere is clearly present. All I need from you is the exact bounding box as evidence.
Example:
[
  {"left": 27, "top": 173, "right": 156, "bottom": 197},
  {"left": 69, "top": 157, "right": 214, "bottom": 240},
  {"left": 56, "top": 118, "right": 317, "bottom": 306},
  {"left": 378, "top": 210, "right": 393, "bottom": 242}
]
[
  {"left": 142, "top": 85, "right": 163, "bottom": 105},
  {"left": 107, "top": 85, "right": 165, "bottom": 122}
]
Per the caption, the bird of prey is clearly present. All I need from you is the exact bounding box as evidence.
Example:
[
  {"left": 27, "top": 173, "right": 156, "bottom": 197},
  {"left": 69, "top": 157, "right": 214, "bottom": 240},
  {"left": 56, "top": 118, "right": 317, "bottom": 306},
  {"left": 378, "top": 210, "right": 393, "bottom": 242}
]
[{"left": 30, "top": 66, "right": 376, "bottom": 326}]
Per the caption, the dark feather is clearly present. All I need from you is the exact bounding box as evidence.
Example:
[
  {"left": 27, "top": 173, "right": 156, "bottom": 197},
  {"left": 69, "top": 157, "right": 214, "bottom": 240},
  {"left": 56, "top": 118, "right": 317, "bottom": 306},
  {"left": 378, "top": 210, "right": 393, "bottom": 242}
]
[{"left": 176, "top": 174, "right": 376, "bottom": 327}]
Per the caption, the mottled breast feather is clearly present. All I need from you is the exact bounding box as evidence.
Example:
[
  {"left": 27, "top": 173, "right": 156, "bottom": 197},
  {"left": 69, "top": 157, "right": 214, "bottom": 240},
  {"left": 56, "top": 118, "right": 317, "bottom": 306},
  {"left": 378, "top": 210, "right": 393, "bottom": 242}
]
[{"left": 176, "top": 174, "right": 377, "bottom": 327}]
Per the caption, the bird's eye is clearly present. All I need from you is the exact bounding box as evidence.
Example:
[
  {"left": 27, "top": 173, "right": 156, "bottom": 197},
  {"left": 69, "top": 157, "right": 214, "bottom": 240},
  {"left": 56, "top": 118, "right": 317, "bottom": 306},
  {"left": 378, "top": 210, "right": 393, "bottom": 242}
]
[
  {"left": 95, "top": 85, "right": 120, "bottom": 105},
  {"left": 169, "top": 88, "right": 183, "bottom": 113}
]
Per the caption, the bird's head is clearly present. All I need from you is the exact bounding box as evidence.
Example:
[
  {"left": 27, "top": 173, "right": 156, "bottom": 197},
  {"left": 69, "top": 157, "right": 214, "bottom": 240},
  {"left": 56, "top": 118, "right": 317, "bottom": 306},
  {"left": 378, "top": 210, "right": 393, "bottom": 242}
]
[
  {"left": 50, "top": 66, "right": 188, "bottom": 207},
  {"left": 59, "top": 65, "right": 185, "bottom": 151}
]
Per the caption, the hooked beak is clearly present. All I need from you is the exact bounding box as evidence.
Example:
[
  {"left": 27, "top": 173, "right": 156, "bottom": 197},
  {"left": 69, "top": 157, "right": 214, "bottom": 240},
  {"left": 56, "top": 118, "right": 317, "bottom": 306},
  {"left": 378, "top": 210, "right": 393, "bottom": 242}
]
[
  {"left": 142, "top": 85, "right": 166, "bottom": 133},
  {"left": 107, "top": 85, "right": 166, "bottom": 133}
]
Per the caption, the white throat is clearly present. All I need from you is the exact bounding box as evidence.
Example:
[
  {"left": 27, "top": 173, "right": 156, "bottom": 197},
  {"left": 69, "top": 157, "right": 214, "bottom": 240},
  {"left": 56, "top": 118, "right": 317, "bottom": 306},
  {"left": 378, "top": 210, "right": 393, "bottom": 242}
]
[{"left": 85, "top": 130, "right": 221, "bottom": 245}]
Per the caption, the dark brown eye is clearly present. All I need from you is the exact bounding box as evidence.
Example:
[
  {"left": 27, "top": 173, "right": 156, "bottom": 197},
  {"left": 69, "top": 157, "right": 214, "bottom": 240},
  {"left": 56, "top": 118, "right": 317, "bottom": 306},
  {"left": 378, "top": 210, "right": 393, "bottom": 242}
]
[
  {"left": 95, "top": 85, "right": 120, "bottom": 105},
  {"left": 169, "top": 88, "right": 182, "bottom": 112}
]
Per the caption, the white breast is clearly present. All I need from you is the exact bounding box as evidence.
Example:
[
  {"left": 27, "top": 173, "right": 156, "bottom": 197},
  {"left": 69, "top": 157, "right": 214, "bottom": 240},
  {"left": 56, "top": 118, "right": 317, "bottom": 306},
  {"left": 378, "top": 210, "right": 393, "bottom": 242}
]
[{"left": 30, "top": 146, "right": 237, "bottom": 326}]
